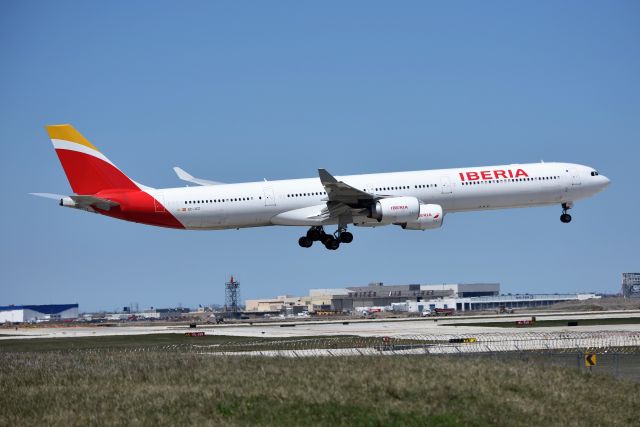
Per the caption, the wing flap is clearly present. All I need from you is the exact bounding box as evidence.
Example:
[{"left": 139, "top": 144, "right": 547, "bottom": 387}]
[{"left": 308, "top": 201, "right": 368, "bottom": 220}]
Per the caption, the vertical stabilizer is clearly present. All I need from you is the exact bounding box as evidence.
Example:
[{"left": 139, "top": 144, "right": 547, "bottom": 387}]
[{"left": 46, "top": 124, "right": 139, "bottom": 195}]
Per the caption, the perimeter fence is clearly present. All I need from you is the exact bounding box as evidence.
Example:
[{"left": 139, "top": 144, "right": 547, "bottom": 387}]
[
  {"left": 6, "top": 331, "right": 640, "bottom": 381},
  {"left": 40, "top": 330, "right": 640, "bottom": 357},
  {"left": 184, "top": 331, "right": 640, "bottom": 381}
]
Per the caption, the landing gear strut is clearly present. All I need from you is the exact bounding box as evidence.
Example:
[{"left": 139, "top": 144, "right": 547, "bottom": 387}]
[
  {"left": 560, "top": 203, "right": 572, "bottom": 223},
  {"left": 297, "top": 226, "right": 354, "bottom": 250}
]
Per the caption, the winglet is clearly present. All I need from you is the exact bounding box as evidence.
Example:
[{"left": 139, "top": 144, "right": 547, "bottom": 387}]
[
  {"left": 173, "top": 167, "right": 223, "bottom": 186},
  {"left": 318, "top": 168, "right": 374, "bottom": 204},
  {"left": 174, "top": 167, "right": 197, "bottom": 182},
  {"left": 318, "top": 168, "right": 338, "bottom": 184}
]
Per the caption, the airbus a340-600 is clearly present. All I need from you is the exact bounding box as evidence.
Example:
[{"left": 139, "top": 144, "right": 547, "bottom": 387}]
[{"left": 33, "top": 124, "right": 610, "bottom": 250}]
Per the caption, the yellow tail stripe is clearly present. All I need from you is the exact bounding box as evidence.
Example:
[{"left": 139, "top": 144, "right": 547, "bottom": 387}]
[{"left": 46, "top": 124, "right": 99, "bottom": 151}]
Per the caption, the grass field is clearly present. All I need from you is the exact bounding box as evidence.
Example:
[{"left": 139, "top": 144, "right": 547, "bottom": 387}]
[
  {"left": 0, "top": 333, "right": 426, "bottom": 353},
  {"left": 2, "top": 337, "right": 640, "bottom": 426}
]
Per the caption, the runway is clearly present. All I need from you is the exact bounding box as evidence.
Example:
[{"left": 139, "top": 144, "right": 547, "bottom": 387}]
[{"left": 2, "top": 310, "right": 640, "bottom": 341}]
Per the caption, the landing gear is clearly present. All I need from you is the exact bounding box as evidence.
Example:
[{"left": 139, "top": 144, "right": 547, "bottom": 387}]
[
  {"left": 339, "top": 231, "right": 353, "bottom": 243},
  {"left": 324, "top": 236, "right": 340, "bottom": 250},
  {"left": 298, "top": 236, "right": 313, "bottom": 248},
  {"left": 560, "top": 203, "right": 572, "bottom": 223},
  {"left": 306, "top": 227, "right": 322, "bottom": 241},
  {"left": 298, "top": 226, "right": 327, "bottom": 249},
  {"left": 298, "top": 226, "right": 354, "bottom": 250}
]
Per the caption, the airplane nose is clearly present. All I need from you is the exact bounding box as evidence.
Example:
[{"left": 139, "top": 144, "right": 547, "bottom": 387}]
[{"left": 601, "top": 175, "right": 610, "bottom": 188}]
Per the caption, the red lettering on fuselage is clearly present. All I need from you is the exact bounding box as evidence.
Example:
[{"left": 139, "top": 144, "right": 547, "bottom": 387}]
[{"left": 459, "top": 169, "right": 529, "bottom": 181}]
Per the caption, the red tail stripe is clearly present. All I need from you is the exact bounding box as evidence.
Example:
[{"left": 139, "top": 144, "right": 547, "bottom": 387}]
[{"left": 55, "top": 149, "right": 139, "bottom": 195}]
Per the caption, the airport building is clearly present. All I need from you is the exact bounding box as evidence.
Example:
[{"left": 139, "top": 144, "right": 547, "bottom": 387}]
[
  {"left": 246, "top": 282, "right": 599, "bottom": 315},
  {"left": 622, "top": 273, "right": 640, "bottom": 298},
  {"left": 245, "top": 295, "right": 312, "bottom": 313},
  {"left": 246, "top": 282, "right": 499, "bottom": 313},
  {"left": 316, "top": 282, "right": 499, "bottom": 311},
  {"left": 0, "top": 304, "right": 79, "bottom": 323},
  {"left": 393, "top": 293, "right": 599, "bottom": 314}
]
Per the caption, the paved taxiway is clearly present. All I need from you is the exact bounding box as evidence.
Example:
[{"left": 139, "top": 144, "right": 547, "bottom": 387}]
[{"left": 2, "top": 310, "right": 640, "bottom": 340}]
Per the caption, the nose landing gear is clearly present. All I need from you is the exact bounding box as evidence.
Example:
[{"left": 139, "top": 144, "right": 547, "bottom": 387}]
[
  {"left": 560, "top": 203, "right": 572, "bottom": 223},
  {"left": 297, "top": 226, "right": 354, "bottom": 250}
]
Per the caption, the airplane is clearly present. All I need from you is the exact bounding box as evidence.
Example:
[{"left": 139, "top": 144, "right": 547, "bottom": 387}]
[{"left": 32, "top": 124, "right": 610, "bottom": 250}]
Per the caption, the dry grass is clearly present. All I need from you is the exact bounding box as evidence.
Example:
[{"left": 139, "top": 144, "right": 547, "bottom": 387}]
[
  {"left": 535, "top": 297, "right": 640, "bottom": 312},
  {"left": 1, "top": 349, "right": 639, "bottom": 426}
]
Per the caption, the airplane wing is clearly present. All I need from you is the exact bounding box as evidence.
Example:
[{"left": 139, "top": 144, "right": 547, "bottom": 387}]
[
  {"left": 318, "top": 168, "right": 375, "bottom": 205},
  {"left": 173, "top": 167, "right": 224, "bottom": 186},
  {"left": 315, "top": 169, "right": 379, "bottom": 223},
  {"left": 307, "top": 201, "right": 369, "bottom": 221}
]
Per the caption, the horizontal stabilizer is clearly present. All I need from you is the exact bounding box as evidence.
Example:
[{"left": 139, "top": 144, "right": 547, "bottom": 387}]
[
  {"left": 30, "top": 192, "right": 66, "bottom": 200},
  {"left": 30, "top": 192, "right": 119, "bottom": 210},
  {"left": 70, "top": 195, "right": 120, "bottom": 210},
  {"left": 173, "top": 167, "right": 224, "bottom": 186}
]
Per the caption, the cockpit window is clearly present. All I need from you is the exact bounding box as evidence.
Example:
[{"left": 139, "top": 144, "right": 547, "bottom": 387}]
[{"left": 590, "top": 171, "right": 599, "bottom": 176}]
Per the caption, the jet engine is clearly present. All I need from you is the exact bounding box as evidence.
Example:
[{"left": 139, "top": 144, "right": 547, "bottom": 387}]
[
  {"left": 369, "top": 196, "right": 420, "bottom": 223},
  {"left": 401, "top": 204, "right": 443, "bottom": 230}
]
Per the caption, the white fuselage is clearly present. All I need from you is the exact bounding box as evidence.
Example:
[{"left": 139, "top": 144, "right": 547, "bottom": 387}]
[{"left": 151, "top": 162, "right": 609, "bottom": 230}]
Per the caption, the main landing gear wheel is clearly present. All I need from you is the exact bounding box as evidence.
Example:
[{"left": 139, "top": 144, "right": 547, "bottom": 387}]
[
  {"left": 299, "top": 226, "right": 327, "bottom": 249},
  {"left": 319, "top": 232, "right": 332, "bottom": 244},
  {"left": 324, "top": 236, "right": 340, "bottom": 250},
  {"left": 560, "top": 202, "right": 573, "bottom": 223},
  {"left": 306, "top": 227, "right": 322, "bottom": 241},
  {"left": 339, "top": 231, "right": 353, "bottom": 243},
  {"left": 298, "top": 226, "right": 354, "bottom": 249},
  {"left": 298, "top": 236, "right": 313, "bottom": 248}
]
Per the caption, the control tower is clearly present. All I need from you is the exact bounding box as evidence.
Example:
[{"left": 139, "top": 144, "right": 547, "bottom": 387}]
[{"left": 224, "top": 276, "right": 241, "bottom": 317}]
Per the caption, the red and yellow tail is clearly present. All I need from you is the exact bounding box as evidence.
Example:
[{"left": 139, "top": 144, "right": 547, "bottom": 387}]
[
  {"left": 46, "top": 124, "right": 139, "bottom": 195},
  {"left": 44, "top": 124, "right": 184, "bottom": 229}
]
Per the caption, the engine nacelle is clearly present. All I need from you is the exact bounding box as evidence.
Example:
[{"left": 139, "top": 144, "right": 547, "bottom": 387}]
[
  {"left": 369, "top": 196, "right": 420, "bottom": 223},
  {"left": 401, "top": 204, "right": 443, "bottom": 230}
]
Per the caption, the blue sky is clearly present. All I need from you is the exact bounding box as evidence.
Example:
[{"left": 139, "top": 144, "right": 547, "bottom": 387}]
[{"left": 1, "top": 1, "right": 638, "bottom": 312}]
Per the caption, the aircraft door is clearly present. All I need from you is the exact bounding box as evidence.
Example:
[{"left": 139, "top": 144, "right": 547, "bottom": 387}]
[
  {"left": 440, "top": 176, "right": 452, "bottom": 194},
  {"left": 571, "top": 169, "right": 581, "bottom": 186},
  {"left": 263, "top": 187, "right": 276, "bottom": 206},
  {"left": 154, "top": 193, "right": 166, "bottom": 212}
]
